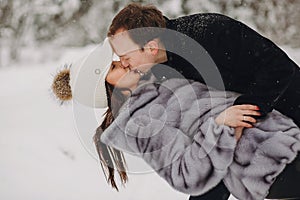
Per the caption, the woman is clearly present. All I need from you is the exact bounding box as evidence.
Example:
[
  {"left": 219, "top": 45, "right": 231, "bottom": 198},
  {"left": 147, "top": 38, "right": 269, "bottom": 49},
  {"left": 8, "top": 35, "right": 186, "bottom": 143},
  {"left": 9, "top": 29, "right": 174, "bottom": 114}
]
[{"left": 93, "top": 61, "right": 300, "bottom": 200}]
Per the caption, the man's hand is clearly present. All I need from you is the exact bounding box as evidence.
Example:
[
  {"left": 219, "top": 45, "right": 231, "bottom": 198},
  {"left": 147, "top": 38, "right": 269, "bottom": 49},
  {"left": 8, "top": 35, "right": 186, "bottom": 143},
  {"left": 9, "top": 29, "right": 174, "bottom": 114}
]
[{"left": 215, "top": 104, "right": 261, "bottom": 128}]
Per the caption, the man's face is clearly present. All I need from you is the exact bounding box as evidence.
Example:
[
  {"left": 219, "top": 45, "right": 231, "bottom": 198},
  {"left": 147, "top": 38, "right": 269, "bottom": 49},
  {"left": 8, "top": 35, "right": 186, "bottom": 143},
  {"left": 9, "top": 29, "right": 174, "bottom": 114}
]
[{"left": 109, "top": 28, "right": 155, "bottom": 71}]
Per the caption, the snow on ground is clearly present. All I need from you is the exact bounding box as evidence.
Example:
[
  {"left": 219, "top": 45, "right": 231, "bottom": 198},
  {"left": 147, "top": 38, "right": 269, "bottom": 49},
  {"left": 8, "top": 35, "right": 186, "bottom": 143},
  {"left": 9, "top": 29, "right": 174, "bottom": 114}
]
[
  {"left": 0, "top": 45, "right": 299, "bottom": 200},
  {"left": 0, "top": 45, "right": 187, "bottom": 200}
]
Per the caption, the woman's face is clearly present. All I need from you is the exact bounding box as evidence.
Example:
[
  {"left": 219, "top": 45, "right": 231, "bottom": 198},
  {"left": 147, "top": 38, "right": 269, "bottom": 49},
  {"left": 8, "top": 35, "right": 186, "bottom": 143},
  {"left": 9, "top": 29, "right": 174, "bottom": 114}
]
[{"left": 105, "top": 61, "right": 140, "bottom": 90}]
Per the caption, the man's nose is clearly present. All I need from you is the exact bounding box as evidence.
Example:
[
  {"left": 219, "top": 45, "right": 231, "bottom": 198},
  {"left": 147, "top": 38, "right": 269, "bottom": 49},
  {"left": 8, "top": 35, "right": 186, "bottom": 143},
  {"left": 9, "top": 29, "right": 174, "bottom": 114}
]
[{"left": 120, "top": 57, "right": 129, "bottom": 68}]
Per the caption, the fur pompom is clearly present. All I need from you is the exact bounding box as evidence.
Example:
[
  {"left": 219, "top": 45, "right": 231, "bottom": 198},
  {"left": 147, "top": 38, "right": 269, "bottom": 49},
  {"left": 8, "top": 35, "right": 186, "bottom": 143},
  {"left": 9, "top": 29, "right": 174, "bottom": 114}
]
[{"left": 52, "top": 64, "right": 72, "bottom": 102}]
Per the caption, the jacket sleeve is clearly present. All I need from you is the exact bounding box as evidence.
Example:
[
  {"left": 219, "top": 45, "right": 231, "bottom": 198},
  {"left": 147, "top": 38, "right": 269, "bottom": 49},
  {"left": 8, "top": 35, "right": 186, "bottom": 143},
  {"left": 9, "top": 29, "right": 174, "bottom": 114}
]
[
  {"left": 187, "top": 14, "right": 297, "bottom": 116},
  {"left": 123, "top": 115, "right": 237, "bottom": 195},
  {"left": 231, "top": 21, "right": 297, "bottom": 116}
]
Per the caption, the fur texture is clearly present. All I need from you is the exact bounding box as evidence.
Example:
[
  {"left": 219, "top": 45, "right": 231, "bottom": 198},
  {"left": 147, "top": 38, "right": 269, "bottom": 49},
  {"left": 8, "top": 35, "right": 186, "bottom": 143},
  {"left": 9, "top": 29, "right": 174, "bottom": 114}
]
[
  {"left": 100, "top": 78, "right": 300, "bottom": 200},
  {"left": 51, "top": 65, "right": 72, "bottom": 102}
]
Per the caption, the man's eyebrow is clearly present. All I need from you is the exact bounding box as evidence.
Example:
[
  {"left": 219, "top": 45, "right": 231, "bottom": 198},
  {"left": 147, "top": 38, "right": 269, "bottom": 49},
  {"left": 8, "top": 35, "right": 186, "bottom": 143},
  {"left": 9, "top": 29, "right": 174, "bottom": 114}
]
[
  {"left": 118, "top": 53, "right": 127, "bottom": 57},
  {"left": 111, "top": 47, "right": 126, "bottom": 57},
  {"left": 111, "top": 50, "right": 124, "bottom": 57}
]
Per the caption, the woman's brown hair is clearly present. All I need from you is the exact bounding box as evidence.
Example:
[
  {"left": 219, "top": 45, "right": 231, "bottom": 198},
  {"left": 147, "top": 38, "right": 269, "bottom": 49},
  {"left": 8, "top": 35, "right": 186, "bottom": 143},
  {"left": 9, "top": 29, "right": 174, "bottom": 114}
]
[{"left": 93, "top": 81, "right": 128, "bottom": 190}]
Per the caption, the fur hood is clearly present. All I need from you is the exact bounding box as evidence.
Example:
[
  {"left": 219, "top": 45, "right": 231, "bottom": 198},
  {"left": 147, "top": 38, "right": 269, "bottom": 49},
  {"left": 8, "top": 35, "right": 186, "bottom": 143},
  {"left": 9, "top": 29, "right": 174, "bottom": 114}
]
[{"left": 101, "top": 78, "right": 300, "bottom": 200}]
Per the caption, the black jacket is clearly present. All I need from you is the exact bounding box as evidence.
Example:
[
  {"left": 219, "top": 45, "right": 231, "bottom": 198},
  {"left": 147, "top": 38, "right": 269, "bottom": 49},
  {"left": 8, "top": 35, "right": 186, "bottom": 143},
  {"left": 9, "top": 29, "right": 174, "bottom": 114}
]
[{"left": 151, "top": 13, "right": 299, "bottom": 117}]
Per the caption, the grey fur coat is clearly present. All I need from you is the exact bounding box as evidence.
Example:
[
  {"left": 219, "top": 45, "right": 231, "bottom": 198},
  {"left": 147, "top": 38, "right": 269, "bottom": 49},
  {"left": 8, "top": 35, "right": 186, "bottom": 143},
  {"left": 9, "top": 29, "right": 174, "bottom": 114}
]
[{"left": 101, "top": 78, "right": 300, "bottom": 200}]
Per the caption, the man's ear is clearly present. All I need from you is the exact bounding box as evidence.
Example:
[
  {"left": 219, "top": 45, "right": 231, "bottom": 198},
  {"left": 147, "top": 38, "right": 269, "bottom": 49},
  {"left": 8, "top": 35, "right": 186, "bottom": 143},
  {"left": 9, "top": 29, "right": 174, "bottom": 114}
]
[{"left": 146, "top": 40, "right": 159, "bottom": 55}]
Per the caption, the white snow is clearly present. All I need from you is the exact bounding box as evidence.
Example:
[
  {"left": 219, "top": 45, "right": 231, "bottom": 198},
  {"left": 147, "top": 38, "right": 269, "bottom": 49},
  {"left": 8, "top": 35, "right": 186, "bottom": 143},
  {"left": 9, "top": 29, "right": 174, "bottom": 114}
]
[{"left": 1, "top": 45, "right": 299, "bottom": 200}]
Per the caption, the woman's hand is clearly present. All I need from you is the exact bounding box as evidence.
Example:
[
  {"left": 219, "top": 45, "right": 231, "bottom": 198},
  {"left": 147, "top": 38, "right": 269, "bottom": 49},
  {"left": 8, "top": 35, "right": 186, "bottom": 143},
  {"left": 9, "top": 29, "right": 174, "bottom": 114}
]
[{"left": 215, "top": 104, "right": 261, "bottom": 128}]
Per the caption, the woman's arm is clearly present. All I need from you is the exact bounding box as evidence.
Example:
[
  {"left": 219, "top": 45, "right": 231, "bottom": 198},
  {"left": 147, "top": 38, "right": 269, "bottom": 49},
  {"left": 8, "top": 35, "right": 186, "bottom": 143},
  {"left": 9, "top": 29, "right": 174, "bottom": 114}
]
[{"left": 119, "top": 116, "right": 237, "bottom": 195}]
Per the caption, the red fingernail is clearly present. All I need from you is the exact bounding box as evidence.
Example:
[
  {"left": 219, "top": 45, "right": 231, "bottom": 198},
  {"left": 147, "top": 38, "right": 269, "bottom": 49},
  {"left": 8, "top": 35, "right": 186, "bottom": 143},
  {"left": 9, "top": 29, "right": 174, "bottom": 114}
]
[{"left": 256, "top": 106, "right": 260, "bottom": 110}]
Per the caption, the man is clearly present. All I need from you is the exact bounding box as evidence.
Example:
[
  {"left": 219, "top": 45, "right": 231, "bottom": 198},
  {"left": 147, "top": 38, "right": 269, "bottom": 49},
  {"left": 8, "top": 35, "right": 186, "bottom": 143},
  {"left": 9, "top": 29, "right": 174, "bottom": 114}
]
[{"left": 108, "top": 3, "right": 300, "bottom": 200}]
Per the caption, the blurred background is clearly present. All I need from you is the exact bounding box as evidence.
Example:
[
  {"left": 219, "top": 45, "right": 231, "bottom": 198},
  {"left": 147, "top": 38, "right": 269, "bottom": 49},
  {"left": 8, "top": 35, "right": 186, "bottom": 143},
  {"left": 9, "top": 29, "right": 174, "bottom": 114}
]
[
  {"left": 1, "top": 0, "right": 300, "bottom": 66},
  {"left": 1, "top": 0, "right": 300, "bottom": 200}
]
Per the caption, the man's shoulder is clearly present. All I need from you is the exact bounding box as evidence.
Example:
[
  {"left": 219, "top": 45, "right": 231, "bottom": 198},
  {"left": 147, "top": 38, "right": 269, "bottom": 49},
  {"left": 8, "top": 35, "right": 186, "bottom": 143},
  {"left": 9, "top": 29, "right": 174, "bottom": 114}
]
[
  {"left": 164, "top": 13, "right": 239, "bottom": 42},
  {"left": 166, "top": 13, "right": 235, "bottom": 27}
]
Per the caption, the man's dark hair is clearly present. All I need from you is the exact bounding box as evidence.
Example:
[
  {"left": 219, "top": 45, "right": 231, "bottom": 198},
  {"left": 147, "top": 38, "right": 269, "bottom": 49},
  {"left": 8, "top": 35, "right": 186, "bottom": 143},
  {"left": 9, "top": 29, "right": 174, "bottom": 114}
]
[{"left": 107, "top": 3, "right": 166, "bottom": 48}]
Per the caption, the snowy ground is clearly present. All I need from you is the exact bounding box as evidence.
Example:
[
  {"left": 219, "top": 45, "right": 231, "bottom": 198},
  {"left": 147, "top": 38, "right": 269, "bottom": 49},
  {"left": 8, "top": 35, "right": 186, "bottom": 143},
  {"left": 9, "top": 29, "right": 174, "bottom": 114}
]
[{"left": 1, "top": 45, "right": 300, "bottom": 200}]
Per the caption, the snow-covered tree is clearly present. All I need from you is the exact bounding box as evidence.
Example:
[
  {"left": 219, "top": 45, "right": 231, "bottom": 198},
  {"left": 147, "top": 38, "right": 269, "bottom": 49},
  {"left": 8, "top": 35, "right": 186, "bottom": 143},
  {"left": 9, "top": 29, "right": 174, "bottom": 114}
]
[{"left": 1, "top": 0, "right": 300, "bottom": 65}]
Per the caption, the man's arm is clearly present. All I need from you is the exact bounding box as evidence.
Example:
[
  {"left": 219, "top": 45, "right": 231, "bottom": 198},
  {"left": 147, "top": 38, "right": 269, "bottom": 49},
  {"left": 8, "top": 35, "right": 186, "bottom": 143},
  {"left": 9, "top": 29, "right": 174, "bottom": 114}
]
[
  {"left": 167, "top": 13, "right": 297, "bottom": 117},
  {"left": 232, "top": 21, "right": 297, "bottom": 116}
]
